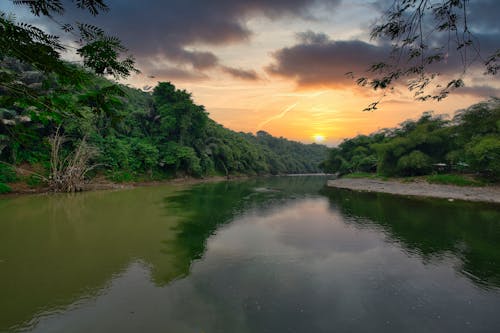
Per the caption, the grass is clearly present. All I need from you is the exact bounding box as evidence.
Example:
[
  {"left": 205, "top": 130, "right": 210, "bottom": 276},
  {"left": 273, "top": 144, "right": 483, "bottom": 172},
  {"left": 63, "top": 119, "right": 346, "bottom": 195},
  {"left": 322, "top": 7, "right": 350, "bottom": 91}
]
[
  {"left": 426, "top": 174, "right": 484, "bottom": 187},
  {"left": 341, "top": 172, "right": 388, "bottom": 180}
]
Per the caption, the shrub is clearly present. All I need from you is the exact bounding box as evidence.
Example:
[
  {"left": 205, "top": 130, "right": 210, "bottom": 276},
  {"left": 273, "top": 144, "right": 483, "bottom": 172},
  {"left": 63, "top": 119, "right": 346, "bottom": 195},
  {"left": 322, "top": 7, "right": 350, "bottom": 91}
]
[
  {"left": 397, "top": 150, "right": 432, "bottom": 176},
  {"left": 0, "top": 163, "right": 17, "bottom": 183},
  {"left": 0, "top": 182, "right": 12, "bottom": 194}
]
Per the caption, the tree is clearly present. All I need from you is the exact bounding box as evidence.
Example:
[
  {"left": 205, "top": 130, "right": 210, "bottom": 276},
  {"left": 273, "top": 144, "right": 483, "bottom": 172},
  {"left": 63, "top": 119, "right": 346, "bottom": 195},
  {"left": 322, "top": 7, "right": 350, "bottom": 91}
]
[
  {"left": 356, "top": 0, "right": 499, "bottom": 110},
  {"left": 1, "top": 0, "right": 137, "bottom": 79},
  {"left": 0, "top": 0, "right": 138, "bottom": 121}
]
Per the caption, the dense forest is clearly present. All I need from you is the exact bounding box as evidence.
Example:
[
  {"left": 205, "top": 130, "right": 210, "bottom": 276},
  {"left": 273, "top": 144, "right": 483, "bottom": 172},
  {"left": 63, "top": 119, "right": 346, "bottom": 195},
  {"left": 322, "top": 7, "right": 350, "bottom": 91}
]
[
  {"left": 320, "top": 99, "right": 500, "bottom": 181},
  {"left": 0, "top": 59, "right": 327, "bottom": 193}
]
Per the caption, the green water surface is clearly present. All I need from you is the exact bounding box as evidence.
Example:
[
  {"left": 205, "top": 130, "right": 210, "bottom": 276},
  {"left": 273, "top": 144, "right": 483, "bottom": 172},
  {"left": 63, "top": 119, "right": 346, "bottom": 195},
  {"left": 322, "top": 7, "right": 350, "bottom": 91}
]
[{"left": 1, "top": 176, "right": 499, "bottom": 332}]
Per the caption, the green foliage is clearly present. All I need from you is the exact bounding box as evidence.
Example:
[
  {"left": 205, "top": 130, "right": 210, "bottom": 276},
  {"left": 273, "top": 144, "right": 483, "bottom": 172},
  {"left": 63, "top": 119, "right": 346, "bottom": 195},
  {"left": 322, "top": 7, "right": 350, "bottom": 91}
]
[
  {"left": 341, "top": 172, "right": 387, "bottom": 180},
  {"left": 426, "top": 174, "right": 484, "bottom": 187},
  {"left": 397, "top": 150, "right": 431, "bottom": 176},
  {"left": 107, "top": 170, "right": 135, "bottom": 183},
  {"left": 465, "top": 135, "right": 500, "bottom": 180},
  {"left": 0, "top": 163, "right": 17, "bottom": 183},
  {"left": 1, "top": 1, "right": 136, "bottom": 82},
  {"left": 0, "top": 182, "right": 11, "bottom": 193},
  {"left": 26, "top": 174, "right": 43, "bottom": 187},
  {"left": 1, "top": 65, "right": 328, "bottom": 185},
  {"left": 321, "top": 99, "right": 500, "bottom": 181}
]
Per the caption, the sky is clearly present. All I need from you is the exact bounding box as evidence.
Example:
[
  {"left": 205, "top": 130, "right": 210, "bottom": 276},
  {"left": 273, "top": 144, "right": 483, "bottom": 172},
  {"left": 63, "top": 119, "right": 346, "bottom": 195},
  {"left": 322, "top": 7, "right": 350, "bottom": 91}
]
[{"left": 2, "top": 0, "right": 499, "bottom": 146}]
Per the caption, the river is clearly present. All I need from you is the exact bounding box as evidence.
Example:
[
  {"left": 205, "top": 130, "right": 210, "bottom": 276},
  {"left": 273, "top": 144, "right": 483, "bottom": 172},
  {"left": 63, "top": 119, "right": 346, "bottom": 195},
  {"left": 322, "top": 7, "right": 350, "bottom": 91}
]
[{"left": 1, "top": 176, "right": 500, "bottom": 332}]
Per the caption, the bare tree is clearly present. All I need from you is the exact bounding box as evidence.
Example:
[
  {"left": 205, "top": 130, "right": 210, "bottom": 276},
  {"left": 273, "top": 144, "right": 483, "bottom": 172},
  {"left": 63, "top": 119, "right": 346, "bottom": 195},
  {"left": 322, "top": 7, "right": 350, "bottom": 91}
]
[{"left": 49, "top": 127, "right": 99, "bottom": 192}]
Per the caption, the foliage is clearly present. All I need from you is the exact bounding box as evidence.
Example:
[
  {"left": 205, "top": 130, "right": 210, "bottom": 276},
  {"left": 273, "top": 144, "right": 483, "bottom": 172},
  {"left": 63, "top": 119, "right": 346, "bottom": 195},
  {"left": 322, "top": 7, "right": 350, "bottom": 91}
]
[
  {"left": 397, "top": 150, "right": 432, "bottom": 176},
  {"left": 0, "top": 62, "right": 328, "bottom": 189},
  {"left": 1, "top": 1, "right": 137, "bottom": 80},
  {"left": 0, "top": 162, "right": 17, "bottom": 183},
  {"left": 321, "top": 99, "right": 500, "bottom": 180},
  {"left": 356, "top": 0, "right": 499, "bottom": 110},
  {"left": 0, "top": 182, "right": 11, "bottom": 193},
  {"left": 426, "top": 174, "right": 483, "bottom": 187},
  {"left": 341, "top": 172, "right": 387, "bottom": 180},
  {"left": 465, "top": 135, "right": 500, "bottom": 180}
]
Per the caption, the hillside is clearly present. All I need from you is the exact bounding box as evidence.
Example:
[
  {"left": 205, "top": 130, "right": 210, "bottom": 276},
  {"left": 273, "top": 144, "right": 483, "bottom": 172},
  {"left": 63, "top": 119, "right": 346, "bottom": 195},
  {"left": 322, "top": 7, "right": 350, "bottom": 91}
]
[{"left": 0, "top": 59, "right": 328, "bottom": 193}]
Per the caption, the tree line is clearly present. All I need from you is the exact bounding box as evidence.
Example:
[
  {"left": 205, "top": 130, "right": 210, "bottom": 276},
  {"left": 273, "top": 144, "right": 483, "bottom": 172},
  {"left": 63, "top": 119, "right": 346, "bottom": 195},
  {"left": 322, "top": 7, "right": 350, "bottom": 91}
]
[
  {"left": 320, "top": 99, "right": 500, "bottom": 181},
  {"left": 0, "top": 58, "right": 327, "bottom": 192}
]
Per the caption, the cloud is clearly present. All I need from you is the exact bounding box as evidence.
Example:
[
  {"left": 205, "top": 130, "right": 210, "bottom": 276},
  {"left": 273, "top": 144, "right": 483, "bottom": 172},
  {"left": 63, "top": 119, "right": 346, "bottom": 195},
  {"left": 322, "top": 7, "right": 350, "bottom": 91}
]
[
  {"left": 462, "top": 0, "right": 500, "bottom": 33},
  {"left": 458, "top": 85, "right": 499, "bottom": 98},
  {"left": 266, "top": 25, "right": 499, "bottom": 91},
  {"left": 221, "top": 66, "right": 259, "bottom": 81},
  {"left": 266, "top": 34, "right": 390, "bottom": 88},
  {"left": 40, "top": 0, "right": 341, "bottom": 73},
  {"left": 149, "top": 66, "right": 209, "bottom": 81},
  {"left": 296, "top": 30, "right": 330, "bottom": 44},
  {"left": 258, "top": 103, "right": 298, "bottom": 129}
]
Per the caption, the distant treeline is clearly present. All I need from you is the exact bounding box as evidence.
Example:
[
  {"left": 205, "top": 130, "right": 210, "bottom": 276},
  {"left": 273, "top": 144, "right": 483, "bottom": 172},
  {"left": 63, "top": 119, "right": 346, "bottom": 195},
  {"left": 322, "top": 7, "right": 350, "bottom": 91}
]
[
  {"left": 320, "top": 99, "right": 500, "bottom": 181},
  {"left": 0, "top": 59, "right": 327, "bottom": 191}
]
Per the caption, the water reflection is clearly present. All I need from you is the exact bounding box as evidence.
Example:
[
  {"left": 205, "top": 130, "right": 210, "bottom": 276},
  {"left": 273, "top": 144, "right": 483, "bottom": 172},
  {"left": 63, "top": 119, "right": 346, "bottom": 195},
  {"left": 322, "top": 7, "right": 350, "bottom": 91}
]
[
  {"left": 0, "top": 176, "right": 327, "bottom": 332},
  {"left": 321, "top": 188, "right": 500, "bottom": 289},
  {"left": 1, "top": 176, "right": 499, "bottom": 332},
  {"left": 161, "top": 176, "right": 329, "bottom": 279}
]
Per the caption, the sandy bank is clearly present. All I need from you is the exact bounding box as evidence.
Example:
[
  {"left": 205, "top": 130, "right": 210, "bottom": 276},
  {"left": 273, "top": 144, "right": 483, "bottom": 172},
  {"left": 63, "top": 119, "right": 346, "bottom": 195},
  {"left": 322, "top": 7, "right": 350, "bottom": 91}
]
[{"left": 327, "top": 178, "right": 500, "bottom": 204}]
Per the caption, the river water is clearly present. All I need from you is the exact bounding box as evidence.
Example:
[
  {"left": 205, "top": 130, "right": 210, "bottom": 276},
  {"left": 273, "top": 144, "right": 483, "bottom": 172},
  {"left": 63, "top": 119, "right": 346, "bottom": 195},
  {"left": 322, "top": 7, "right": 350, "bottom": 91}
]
[{"left": 1, "top": 176, "right": 500, "bottom": 332}]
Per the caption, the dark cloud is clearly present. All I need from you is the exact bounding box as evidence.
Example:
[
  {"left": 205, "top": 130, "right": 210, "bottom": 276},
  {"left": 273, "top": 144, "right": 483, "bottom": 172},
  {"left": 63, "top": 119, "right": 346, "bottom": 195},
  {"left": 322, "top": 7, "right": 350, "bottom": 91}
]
[
  {"left": 266, "top": 25, "right": 499, "bottom": 90},
  {"left": 296, "top": 30, "right": 330, "bottom": 45},
  {"left": 266, "top": 35, "right": 390, "bottom": 88},
  {"left": 47, "top": 0, "right": 341, "bottom": 72},
  {"left": 221, "top": 66, "right": 259, "bottom": 81},
  {"left": 458, "top": 85, "right": 499, "bottom": 98},
  {"left": 459, "top": 0, "right": 500, "bottom": 33},
  {"left": 149, "top": 66, "right": 208, "bottom": 81}
]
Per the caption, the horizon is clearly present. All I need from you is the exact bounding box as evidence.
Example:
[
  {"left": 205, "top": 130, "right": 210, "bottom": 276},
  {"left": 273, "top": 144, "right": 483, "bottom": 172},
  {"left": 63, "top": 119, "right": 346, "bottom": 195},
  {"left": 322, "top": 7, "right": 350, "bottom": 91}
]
[{"left": 2, "top": 0, "right": 499, "bottom": 146}]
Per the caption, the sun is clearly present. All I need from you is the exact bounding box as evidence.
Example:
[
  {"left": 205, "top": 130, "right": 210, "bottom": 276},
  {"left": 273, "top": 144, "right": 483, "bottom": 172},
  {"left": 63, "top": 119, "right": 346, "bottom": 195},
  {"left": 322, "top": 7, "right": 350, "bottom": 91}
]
[{"left": 313, "top": 134, "right": 325, "bottom": 143}]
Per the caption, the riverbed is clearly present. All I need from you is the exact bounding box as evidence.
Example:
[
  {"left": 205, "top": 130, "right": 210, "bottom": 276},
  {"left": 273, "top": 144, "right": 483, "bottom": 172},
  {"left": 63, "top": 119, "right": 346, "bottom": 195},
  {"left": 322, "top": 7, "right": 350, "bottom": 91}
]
[{"left": 328, "top": 178, "right": 500, "bottom": 203}]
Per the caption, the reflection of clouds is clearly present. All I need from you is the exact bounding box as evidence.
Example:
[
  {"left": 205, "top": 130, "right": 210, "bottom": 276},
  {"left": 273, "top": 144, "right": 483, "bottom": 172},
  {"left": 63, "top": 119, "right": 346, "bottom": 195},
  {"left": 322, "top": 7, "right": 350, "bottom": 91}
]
[
  {"left": 256, "top": 199, "right": 381, "bottom": 255},
  {"left": 23, "top": 197, "right": 500, "bottom": 333}
]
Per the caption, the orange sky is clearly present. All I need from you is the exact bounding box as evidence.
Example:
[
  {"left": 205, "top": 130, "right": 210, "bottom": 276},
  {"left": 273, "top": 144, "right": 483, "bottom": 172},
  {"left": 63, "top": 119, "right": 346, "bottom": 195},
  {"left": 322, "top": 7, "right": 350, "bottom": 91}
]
[{"left": 128, "top": 72, "right": 489, "bottom": 146}]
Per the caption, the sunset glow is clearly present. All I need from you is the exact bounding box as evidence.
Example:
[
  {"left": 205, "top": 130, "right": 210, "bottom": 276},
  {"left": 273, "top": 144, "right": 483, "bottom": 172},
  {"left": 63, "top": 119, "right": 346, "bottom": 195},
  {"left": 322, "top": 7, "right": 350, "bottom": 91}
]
[{"left": 313, "top": 134, "right": 325, "bottom": 143}]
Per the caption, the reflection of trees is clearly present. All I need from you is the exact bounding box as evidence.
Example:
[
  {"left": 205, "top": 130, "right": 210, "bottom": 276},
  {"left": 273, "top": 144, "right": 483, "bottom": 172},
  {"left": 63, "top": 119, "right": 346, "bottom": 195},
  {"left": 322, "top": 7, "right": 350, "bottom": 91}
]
[
  {"left": 321, "top": 188, "right": 500, "bottom": 289},
  {"left": 156, "top": 176, "right": 328, "bottom": 284},
  {"left": 0, "top": 176, "right": 328, "bottom": 331}
]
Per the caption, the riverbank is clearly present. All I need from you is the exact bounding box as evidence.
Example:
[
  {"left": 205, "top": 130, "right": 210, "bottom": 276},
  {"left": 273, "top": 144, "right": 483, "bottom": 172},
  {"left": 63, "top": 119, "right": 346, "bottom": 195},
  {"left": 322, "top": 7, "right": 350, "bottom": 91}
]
[
  {"left": 0, "top": 175, "right": 243, "bottom": 197},
  {"left": 327, "top": 178, "right": 500, "bottom": 204}
]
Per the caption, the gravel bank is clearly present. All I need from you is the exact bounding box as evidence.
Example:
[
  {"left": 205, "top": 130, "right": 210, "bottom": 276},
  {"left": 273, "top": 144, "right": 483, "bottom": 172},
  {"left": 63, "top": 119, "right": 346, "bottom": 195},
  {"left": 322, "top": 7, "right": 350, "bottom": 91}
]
[{"left": 327, "top": 178, "right": 500, "bottom": 204}]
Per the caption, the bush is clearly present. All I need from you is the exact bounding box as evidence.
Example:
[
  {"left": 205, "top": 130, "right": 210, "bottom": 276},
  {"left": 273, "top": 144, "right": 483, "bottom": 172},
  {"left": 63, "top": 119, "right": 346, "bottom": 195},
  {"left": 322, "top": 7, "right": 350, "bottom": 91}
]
[
  {"left": 107, "top": 170, "right": 135, "bottom": 182},
  {"left": 426, "top": 174, "right": 483, "bottom": 186},
  {"left": 397, "top": 150, "right": 432, "bottom": 176},
  {"left": 0, "top": 163, "right": 17, "bottom": 183},
  {"left": 0, "top": 182, "right": 12, "bottom": 194},
  {"left": 466, "top": 135, "right": 500, "bottom": 180}
]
